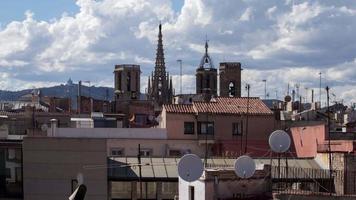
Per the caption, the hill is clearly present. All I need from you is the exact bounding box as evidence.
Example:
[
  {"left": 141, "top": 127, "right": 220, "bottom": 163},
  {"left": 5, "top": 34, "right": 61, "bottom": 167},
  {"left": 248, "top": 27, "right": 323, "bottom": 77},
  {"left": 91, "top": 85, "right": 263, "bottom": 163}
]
[{"left": 0, "top": 83, "right": 115, "bottom": 101}]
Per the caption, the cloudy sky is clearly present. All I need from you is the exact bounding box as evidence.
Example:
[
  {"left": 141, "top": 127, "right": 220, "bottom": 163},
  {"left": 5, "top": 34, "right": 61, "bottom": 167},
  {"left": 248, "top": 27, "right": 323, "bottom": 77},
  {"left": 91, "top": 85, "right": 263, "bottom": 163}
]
[{"left": 0, "top": 0, "right": 355, "bottom": 106}]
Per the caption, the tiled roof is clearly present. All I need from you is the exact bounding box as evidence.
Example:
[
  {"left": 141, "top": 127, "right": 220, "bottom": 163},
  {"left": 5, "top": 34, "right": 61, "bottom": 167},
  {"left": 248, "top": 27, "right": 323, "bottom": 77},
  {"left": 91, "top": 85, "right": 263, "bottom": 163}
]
[
  {"left": 163, "top": 104, "right": 195, "bottom": 114},
  {"left": 164, "top": 97, "right": 273, "bottom": 115}
]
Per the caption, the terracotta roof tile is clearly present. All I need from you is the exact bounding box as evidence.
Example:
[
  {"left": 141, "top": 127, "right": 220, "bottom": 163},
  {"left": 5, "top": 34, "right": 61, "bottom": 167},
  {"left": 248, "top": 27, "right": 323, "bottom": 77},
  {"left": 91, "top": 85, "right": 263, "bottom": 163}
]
[
  {"left": 163, "top": 104, "right": 195, "bottom": 114},
  {"left": 164, "top": 97, "right": 273, "bottom": 115}
]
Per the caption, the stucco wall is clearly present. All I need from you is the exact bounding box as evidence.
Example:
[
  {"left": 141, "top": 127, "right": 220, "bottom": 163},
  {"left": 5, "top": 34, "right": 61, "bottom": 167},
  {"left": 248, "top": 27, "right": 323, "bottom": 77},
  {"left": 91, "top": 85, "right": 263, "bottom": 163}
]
[
  {"left": 23, "top": 137, "right": 107, "bottom": 200},
  {"left": 164, "top": 112, "right": 276, "bottom": 156},
  {"left": 291, "top": 124, "right": 325, "bottom": 158},
  {"left": 107, "top": 139, "right": 205, "bottom": 157}
]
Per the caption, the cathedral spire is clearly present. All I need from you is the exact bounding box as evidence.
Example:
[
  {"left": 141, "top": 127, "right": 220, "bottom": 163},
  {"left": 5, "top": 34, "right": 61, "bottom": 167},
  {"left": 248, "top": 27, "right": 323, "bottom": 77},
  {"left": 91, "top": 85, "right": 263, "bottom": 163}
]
[
  {"left": 148, "top": 23, "right": 173, "bottom": 108},
  {"left": 155, "top": 22, "right": 165, "bottom": 70}
]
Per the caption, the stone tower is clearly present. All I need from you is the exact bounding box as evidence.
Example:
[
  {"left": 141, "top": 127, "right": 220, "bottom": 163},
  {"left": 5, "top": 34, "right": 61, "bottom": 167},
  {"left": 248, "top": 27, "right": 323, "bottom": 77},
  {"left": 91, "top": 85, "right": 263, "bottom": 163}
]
[
  {"left": 219, "top": 62, "right": 242, "bottom": 97},
  {"left": 114, "top": 64, "right": 141, "bottom": 101},
  {"left": 196, "top": 40, "right": 217, "bottom": 96},
  {"left": 148, "top": 23, "right": 173, "bottom": 107}
]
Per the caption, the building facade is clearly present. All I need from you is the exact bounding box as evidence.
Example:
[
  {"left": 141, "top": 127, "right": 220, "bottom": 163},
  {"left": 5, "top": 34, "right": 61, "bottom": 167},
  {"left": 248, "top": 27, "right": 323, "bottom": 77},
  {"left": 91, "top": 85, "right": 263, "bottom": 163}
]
[{"left": 159, "top": 97, "right": 276, "bottom": 157}]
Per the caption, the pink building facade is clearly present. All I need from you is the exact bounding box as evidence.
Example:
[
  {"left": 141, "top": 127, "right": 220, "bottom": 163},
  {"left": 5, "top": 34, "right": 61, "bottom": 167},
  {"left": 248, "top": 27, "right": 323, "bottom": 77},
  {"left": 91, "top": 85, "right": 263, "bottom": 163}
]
[{"left": 159, "top": 97, "right": 276, "bottom": 157}]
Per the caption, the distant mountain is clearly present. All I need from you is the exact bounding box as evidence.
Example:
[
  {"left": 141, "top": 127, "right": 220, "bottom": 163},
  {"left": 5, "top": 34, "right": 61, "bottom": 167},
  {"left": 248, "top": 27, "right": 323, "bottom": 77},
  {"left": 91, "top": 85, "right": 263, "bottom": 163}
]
[{"left": 0, "top": 83, "right": 115, "bottom": 101}]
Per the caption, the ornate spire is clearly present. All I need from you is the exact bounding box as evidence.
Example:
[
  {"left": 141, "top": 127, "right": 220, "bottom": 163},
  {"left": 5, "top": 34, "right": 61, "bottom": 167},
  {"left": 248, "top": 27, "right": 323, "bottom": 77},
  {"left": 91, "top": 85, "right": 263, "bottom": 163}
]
[
  {"left": 155, "top": 22, "right": 165, "bottom": 71},
  {"left": 148, "top": 23, "right": 173, "bottom": 107},
  {"left": 199, "top": 37, "right": 214, "bottom": 69}
]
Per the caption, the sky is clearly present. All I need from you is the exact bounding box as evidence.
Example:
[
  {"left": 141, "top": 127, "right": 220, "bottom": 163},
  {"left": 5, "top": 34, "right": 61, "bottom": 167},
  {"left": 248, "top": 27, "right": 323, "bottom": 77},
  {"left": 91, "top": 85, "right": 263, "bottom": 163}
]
[{"left": 0, "top": 0, "right": 355, "bottom": 106}]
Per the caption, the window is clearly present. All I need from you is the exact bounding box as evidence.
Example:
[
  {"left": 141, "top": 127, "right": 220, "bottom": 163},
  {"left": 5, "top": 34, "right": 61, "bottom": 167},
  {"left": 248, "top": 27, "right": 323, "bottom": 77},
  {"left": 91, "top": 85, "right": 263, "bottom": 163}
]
[
  {"left": 127, "top": 71, "right": 131, "bottom": 91},
  {"left": 198, "top": 122, "right": 214, "bottom": 135},
  {"left": 229, "top": 81, "right": 236, "bottom": 97},
  {"left": 232, "top": 122, "right": 243, "bottom": 135},
  {"left": 111, "top": 182, "right": 132, "bottom": 199},
  {"left": 15, "top": 167, "right": 22, "bottom": 182},
  {"left": 5, "top": 168, "right": 11, "bottom": 179},
  {"left": 169, "top": 149, "right": 181, "bottom": 157},
  {"left": 7, "top": 149, "right": 16, "bottom": 160},
  {"left": 135, "top": 114, "right": 147, "bottom": 126},
  {"left": 110, "top": 148, "right": 124, "bottom": 157},
  {"left": 189, "top": 186, "right": 195, "bottom": 200},
  {"left": 162, "top": 182, "right": 178, "bottom": 194},
  {"left": 184, "top": 122, "right": 195, "bottom": 134},
  {"left": 140, "top": 149, "right": 152, "bottom": 157}
]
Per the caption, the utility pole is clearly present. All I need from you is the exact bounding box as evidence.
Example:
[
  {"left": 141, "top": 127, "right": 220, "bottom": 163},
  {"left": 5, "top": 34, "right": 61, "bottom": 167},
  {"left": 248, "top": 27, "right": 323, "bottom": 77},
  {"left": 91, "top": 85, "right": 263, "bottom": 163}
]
[
  {"left": 326, "top": 86, "right": 333, "bottom": 195},
  {"left": 244, "top": 84, "right": 250, "bottom": 154},
  {"left": 177, "top": 59, "right": 183, "bottom": 94},
  {"left": 204, "top": 90, "right": 211, "bottom": 166},
  {"left": 262, "top": 80, "right": 267, "bottom": 99},
  {"left": 138, "top": 144, "right": 143, "bottom": 200}
]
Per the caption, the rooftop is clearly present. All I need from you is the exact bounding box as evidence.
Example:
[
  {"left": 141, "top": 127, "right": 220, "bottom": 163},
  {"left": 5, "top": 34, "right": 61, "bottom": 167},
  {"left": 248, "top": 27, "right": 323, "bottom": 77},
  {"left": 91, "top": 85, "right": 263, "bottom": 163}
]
[{"left": 164, "top": 97, "right": 273, "bottom": 115}]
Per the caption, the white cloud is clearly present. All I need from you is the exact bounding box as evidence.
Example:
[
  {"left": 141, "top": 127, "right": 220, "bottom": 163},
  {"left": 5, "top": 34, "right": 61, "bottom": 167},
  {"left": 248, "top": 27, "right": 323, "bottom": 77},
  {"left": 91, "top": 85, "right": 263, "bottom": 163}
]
[
  {"left": 0, "top": 0, "right": 355, "bottom": 105},
  {"left": 239, "top": 7, "right": 253, "bottom": 21}
]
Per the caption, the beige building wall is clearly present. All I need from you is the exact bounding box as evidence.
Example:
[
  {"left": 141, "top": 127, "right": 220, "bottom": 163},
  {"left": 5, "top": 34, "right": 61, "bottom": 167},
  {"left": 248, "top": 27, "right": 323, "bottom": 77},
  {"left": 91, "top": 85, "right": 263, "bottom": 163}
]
[
  {"left": 23, "top": 137, "right": 107, "bottom": 200},
  {"left": 107, "top": 139, "right": 205, "bottom": 157}
]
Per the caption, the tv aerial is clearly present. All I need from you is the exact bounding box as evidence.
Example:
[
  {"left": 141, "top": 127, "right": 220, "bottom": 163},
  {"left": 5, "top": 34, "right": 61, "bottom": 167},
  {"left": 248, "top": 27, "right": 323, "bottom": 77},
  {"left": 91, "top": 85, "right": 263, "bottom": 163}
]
[
  {"left": 269, "top": 130, "right": 291, "bottom": 153},
  {"left": 234, "top": 155, "right": 256, "bottom": 179},
  {"left": 178, "top": 154, "right": 204, "bottom": 182}
]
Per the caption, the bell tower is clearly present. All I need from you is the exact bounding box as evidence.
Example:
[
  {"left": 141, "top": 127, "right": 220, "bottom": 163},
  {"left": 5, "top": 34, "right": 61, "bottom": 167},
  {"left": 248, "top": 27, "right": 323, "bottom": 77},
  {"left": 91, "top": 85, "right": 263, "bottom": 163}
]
[
  {"left": 196, "top": 40, "right": 217, "bottom": 96},
  {"left": 219, "top": 62, "right": 242, "bottom": 97}
]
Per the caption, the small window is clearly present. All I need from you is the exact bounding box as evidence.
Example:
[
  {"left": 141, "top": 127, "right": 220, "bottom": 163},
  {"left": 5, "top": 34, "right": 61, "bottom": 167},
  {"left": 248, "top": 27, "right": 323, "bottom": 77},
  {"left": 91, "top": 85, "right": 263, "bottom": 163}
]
[
  {"left": 15, "top": 167, "right": 22, "bottom": 182},
  {"left": 5, "top": 168, "right": 11, "bottom": 179},
  {"left": 169, "top": 149, "right": 181, "bottom": 157},
  {"left": 198, "top": 122, "right": 214, "bottom": 135},
  {"left": 189, "top": 186, "right": 195, "bottom": 200},
  {"left": 140, "top": 149, "right": 152, "bottom": 157},
  {"left": 184, "top": 122, "right": 195, "bottom": 134},
  {"left": 110, "top": 148, "right": 124, "bottom": 157},
  {"left": 232, "top": 122, "right": 243, "bottom": 135},
  {"left": 135, "top": 114, "right": 147, "bottom": 126},
  {"left": 229, "top": 81, "right": 236, "bottom": 97},
  {"left": 162, "top": 182, "right": 178, "bottom": 194}
]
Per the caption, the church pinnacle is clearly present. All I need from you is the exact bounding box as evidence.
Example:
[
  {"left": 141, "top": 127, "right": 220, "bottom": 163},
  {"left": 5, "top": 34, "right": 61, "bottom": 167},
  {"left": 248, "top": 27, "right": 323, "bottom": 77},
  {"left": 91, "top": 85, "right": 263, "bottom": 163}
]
[{"left": 148, "top": 23, "right": 173, "bottom": 109}]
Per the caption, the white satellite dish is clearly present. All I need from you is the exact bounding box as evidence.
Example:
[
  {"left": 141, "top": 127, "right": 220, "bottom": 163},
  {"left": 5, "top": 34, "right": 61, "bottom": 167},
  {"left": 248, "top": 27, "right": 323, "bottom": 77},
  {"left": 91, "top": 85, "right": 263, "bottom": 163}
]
[
  {"left": 234, "top": 155, "right": 256, "bottom": 179},
  {"left": 41, "top": 124, "right": 48, "bottom": 132},
  {"left": 178, "top": 154, "right": 204, "bottom": 182},
  {"left": 269, "top": 130, "right": 291, "bottom": 153},
  {"left": 77, "top": 173, "right": 84, "bottom": 185}
]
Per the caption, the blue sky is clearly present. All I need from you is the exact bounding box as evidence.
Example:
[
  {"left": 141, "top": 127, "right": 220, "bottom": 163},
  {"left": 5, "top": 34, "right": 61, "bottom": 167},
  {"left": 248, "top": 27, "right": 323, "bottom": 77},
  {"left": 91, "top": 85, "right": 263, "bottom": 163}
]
[
  {"left": 0, "top": 0, "right": 184, "bottom": 25},
  {"left": 0, "top": 0, "right": 355, "bottom": 105},
  {"left": 0, "top": 0, "right": 79, "bottom": 26}
]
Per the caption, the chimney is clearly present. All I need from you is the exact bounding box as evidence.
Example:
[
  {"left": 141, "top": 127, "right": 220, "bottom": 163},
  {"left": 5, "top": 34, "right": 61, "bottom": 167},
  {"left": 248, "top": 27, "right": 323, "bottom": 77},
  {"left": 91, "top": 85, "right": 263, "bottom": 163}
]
[{"left": 311, "top": 89, "right": 314, "bottom": 103}]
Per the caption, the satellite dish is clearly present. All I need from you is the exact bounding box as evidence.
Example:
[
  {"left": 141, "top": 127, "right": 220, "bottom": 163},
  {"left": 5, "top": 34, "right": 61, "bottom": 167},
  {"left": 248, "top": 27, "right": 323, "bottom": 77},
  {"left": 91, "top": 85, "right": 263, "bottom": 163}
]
[
  {"left": 155, "top": 116, "right": 162, "bottom": 123},
  {"left": 41, "top": 124, "right": 48, "bottom": 132},
  {"left": 234, "top": 155, "right": 256, "bottom": 179},
  {"left": 178, "top": 154, "right": 204, "bottom": 182},
  {"left": 269, "top": 130, "right": 291, "bottom": 153},
  {"left": 148, "top": 115, "right": 154, "bottom": 121},
  {"left": 77, "top": 173, "right": 84, "bottom": 185}
]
